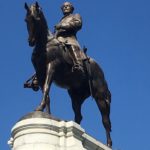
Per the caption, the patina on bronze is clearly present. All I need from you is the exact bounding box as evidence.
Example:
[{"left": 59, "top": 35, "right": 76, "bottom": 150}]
[{"left": 24, "top": 2, "right": 112, "bottom": 147}]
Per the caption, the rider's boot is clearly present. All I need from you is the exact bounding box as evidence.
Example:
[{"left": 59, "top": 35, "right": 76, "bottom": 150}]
[{"left": 70, "top": 46, "right": 84, "bottom": 73}]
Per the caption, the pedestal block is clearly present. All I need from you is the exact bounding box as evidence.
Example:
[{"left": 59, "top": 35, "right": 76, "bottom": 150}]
[{"left": 8, "top": 112, "right": 111, "bottom": 150}]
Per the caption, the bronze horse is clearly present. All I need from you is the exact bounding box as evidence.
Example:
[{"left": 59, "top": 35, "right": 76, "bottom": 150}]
[{"left": 24, "top": 2, "right": 112, "bottom": 147}]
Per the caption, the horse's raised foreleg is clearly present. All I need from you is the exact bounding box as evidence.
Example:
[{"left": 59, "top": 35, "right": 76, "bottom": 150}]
[
  {"left": 95, "top": 97, "right": 112, "bottom": 147},
  {"left": 35, "top": 63, "right": 54, "bottom": 113}
]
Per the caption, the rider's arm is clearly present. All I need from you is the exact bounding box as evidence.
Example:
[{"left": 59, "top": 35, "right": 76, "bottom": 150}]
[{"left": 57, "top": 14, "right": 82, "bottom": 32}]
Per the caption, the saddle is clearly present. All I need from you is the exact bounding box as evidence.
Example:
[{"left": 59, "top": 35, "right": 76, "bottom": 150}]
[
  {"left": 24, "top": 40, "right": 91, "bottom": 92},
  {"left": 63, "top": 43, "right": 89, "bottom": 72}
]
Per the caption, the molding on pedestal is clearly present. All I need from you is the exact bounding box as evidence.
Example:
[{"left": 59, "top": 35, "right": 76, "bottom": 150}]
[{"left": 8, "top": 112, "right": 111, "bottom": 150}]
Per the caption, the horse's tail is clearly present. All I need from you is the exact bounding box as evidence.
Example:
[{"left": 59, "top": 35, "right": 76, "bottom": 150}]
[
  {"left": 105, "top": 84, "right": 111, "bottom": 115},
  {"left": 103, "top": 79, "right": 111, "bottom": 105}
]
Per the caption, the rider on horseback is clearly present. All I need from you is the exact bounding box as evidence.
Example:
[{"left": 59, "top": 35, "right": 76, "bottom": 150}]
[
  {"left": 54, "top": 2, "right": 84, "bottom": 72},
  {"left": 24, "top": 2, "right": 85, "bottom": 90}
]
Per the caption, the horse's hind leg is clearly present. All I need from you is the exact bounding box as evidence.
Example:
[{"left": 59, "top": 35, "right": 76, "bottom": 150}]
[
  {"left": 68, "top": 89, "right": 85, "bottom": 124},
  {"left": 95, "top": 95, "right": 112, "bottom": 147},
  {"left": 45, "top": 95, "right": 50, "bottom": 114}
]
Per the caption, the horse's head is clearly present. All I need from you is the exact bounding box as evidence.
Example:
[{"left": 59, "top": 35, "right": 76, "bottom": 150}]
[{"left": 24, "top": 2, "right": 47, "bottom": 47}]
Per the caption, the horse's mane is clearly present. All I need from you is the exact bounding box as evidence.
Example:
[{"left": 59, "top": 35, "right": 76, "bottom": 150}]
[{"left": 39, "top": 9, "right": 54, "bottom": 39}]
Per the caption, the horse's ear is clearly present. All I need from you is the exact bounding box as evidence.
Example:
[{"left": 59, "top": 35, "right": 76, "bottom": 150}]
[
  {"left": 24, "top": 2, "right": 29, "bottom": 11},
  {"left": 35, "top": 1, "right": 39, "bottom": 9}
]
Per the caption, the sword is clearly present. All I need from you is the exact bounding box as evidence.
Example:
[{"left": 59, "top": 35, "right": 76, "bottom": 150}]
[{"left": 83, "top": 46, "right": 94, "bottom": 98}]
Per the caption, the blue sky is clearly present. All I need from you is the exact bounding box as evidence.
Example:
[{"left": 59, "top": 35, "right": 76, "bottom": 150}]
[{"left": 0, "top": 0, "right": 150, "bottom": 150}]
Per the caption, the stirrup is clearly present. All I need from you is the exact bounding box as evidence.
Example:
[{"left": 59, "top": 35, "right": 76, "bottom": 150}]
[
  {"left": 72, "top": 63, "right": 84, "bottom": 73},
  {"left": 24, "top": 76, "right": 39, "bottom": 91}
]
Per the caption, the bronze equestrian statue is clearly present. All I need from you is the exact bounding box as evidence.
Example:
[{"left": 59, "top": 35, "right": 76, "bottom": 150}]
[{"left": 24, "top": 2, "right": 112, "bottom": 147}]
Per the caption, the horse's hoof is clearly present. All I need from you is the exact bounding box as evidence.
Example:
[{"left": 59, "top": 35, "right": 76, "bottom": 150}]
[
  {"left": 35, "top": 106, "right": 44, "bottom": 111},
  {"left": 107, "top": 141, "right": 112, "bottom": 148},
  {"left": 107, "top": 144, "right": 111, "bottom": 148},
  {"left": 45, "top": 109, "right": 51, "bottom": 114}
]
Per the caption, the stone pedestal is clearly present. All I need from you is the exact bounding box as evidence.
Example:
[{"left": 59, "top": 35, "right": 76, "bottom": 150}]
[{"left": 8, "top": 112, "right": 111, "bottom": 150}]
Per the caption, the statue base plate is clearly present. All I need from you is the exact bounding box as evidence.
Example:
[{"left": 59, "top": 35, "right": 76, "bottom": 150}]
[{"left": 19, "top": 111, "right": 61, "bottom": 121}]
